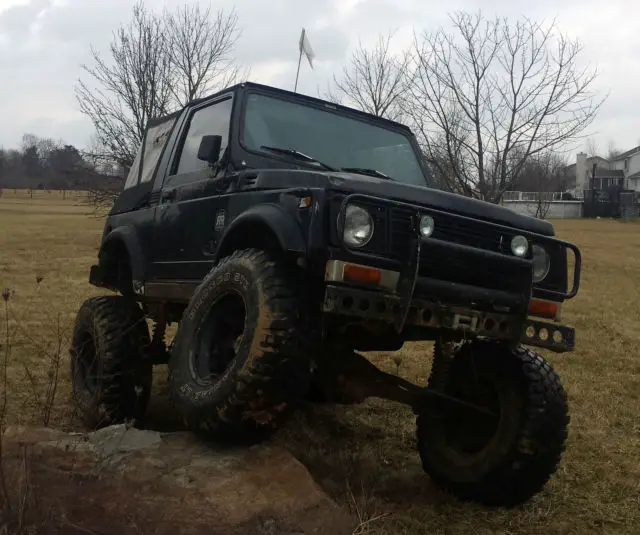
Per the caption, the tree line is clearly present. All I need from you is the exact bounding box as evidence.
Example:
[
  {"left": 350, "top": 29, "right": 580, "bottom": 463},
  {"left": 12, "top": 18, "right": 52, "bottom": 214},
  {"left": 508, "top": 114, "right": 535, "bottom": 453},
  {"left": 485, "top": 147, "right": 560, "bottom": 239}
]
[
  {"left": 4, "top": 2, "right": 604, "bottom": 203},
  {"left": 0, "top": 134, "right": 120, "bottom": 192}
]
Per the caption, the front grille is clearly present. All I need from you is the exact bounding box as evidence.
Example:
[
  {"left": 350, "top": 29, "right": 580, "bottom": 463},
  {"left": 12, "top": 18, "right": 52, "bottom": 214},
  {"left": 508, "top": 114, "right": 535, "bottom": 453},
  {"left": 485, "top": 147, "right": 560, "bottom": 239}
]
[
  {"left": 417, "top": 242, "right": 528, "bottom": 294},
  {"left": 389, "top": 206, "right": 528, "bottom": 294},
  {"left": 390, "top": 207, "right": 512, "bottom": 256},
  {"left": 331, "top": 195, "right": 529, "bottom": 291}
]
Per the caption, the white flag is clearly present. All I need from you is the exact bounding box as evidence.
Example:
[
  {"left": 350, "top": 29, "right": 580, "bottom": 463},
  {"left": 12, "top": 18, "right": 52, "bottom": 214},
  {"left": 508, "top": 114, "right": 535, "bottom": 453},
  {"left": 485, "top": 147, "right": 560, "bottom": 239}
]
[{"left": 299, "top": 28, "right": 315, "bottom": 69}]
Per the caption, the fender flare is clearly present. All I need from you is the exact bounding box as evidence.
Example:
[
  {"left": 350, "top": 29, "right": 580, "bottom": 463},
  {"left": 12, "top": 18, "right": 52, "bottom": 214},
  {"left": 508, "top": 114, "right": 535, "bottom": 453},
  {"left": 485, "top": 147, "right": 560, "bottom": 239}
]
[
  {"left": 99, "top": 226, "right": 146, "bottom": 282},
  {"left": 214, "top": 203, "right": 307, "bottom": 263}
]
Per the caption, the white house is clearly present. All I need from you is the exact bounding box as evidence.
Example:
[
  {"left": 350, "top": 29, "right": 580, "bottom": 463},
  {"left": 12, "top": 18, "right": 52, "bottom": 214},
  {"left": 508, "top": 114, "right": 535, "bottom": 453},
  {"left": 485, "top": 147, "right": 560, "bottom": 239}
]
[
  {"left": 609, "top": 146, "right": 640, "bottom": 191},
  {"left": 564, "top": 146, "right": 640, "bottom": 196}
]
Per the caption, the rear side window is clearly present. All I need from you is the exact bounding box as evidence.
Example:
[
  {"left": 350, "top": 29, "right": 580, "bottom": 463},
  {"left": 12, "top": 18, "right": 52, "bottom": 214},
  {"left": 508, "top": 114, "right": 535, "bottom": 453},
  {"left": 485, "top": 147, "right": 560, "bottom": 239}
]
[
  {"left": 140, "top": 116, "right": 177, "bottom": 184},
  {"left": 176, "top": 97, "right": 233, "bottom": 175},
  {"left": 123, "top": 143, "right": 143, "bottom": 190}
]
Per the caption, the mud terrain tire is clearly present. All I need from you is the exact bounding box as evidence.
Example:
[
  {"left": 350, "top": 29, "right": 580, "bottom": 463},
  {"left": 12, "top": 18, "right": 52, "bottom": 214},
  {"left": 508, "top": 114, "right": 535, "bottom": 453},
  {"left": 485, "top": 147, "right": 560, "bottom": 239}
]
[
  {"left": 168, "top": 249, "right": 311, "bottom": 442},
  {"left": 69, "top": 296, "right": 152, "bottom": 429},
  {"left": 417, "top": 341, "right": 569, "bottom": 507}
]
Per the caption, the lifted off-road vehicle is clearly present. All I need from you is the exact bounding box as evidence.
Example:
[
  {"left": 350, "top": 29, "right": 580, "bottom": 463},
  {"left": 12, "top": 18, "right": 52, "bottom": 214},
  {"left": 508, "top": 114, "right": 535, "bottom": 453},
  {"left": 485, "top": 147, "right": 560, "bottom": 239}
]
[{"left": 70, "top": 82, "right": 582, "bottom": 507}]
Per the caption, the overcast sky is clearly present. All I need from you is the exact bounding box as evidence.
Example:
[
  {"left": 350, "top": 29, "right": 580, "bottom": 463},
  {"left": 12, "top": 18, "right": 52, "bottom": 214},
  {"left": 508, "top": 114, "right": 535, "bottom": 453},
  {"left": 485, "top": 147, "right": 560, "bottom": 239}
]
[{"left": 0, "top": 0, "right": 638, "bottom": 159}]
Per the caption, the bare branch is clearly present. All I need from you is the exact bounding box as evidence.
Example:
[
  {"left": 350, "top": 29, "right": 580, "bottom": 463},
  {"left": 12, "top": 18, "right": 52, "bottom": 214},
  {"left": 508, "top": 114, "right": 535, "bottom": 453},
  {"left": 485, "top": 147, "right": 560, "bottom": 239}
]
[
  {"left": 404, "top": 11, "right": 606, "bottom": 202},
  {"left": 585, "top": 137, "right": 599, "bottom": 157},
  {"left": 606, "top": 139, "right": 621, "bottom": 160},
  {"left": 516, "top": 151, "right": 568, "bottom": 218},
  {"left": 79, "top": 137, "right": 126, "bottom": 207},
  {"left": 75, "top": 1, "right": 172, "bottom": 169},
  {"left": 327, "top": 31, "right": 412, "bottom": 121},
  {"left": 163, "top": 4, "right": 248, "bottom": 106}
]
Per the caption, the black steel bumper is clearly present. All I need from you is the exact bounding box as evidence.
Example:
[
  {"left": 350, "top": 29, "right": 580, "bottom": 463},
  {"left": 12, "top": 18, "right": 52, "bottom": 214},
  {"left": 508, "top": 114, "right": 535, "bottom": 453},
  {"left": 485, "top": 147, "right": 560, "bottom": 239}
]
[
  {"left": 322, "top": 283, "right": 575, "bottom": 353},
  {"left": 327, "top": 193, "right": 579, "bottom": 353}
]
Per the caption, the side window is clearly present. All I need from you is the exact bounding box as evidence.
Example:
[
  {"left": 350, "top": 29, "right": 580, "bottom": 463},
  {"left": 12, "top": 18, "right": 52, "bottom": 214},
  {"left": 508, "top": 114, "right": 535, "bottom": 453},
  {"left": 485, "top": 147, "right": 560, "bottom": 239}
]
[
  {"left": 123, "top": 143, "right": 143, "bottom": 190},
  {"left": 176, "top": 97, "right": 233, "bottom": 175}
]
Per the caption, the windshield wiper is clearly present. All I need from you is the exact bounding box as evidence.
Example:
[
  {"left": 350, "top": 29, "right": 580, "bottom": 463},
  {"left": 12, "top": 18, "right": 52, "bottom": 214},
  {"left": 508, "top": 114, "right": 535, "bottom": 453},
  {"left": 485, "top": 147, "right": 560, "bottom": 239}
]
[
  {"left": 341, "top": 167, "right": 392, "bottom": 180},
  {"left": 260, "top": 145, "right": 335, "bottom": 171}
]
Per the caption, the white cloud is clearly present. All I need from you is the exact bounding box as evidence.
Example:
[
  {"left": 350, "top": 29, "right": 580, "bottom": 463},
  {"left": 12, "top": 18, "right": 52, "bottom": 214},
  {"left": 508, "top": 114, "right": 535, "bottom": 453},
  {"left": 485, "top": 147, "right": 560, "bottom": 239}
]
[
  {"left": 0, "top": 0, "right": 637, "bottom": 157},
  {"left": 0, "top": 0, "right": 29, "bottom": 14}
]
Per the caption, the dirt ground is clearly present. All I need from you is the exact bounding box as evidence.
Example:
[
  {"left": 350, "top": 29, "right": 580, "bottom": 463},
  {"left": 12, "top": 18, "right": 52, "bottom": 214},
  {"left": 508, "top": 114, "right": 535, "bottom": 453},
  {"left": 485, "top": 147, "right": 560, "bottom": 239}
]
[{"left": 1, "top": 189, "right": 639, "bottom": 534}]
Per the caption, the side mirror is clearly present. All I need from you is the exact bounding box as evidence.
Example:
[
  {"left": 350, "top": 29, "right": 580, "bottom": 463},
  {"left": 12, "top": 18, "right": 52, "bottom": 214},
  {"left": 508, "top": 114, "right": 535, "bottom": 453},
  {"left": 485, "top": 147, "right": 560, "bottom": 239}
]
[{"left": 197, "top": 135, "right": 222, "bottom": 164}]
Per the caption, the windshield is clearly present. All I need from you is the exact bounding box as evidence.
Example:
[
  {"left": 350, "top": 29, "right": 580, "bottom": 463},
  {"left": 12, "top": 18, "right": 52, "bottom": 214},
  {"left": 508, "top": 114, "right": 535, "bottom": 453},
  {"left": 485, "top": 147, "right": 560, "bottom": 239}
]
[{"left": 241, "top": 92, "right": 429, "bottom": 187}]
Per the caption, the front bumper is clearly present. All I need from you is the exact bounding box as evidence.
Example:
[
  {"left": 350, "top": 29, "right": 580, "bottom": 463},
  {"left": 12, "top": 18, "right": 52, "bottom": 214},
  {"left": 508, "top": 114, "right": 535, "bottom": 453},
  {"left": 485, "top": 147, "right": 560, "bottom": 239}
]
[{"left": 322, "top": 281, "right": 575, "bottom": 353}]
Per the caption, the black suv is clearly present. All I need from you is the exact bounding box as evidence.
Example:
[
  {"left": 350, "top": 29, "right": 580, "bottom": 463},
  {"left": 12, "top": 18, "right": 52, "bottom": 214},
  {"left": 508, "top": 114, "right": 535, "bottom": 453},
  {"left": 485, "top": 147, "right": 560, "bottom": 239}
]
[{"left": 69, "top": 81, "right": 581, "bottom": 507}]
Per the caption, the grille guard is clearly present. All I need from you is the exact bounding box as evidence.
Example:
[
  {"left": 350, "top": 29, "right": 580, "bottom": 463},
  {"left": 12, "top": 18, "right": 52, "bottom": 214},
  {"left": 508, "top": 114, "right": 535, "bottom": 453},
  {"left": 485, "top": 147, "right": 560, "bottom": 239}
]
[{"left": 335, "top": 193, "right": 582, "bottom": 307}]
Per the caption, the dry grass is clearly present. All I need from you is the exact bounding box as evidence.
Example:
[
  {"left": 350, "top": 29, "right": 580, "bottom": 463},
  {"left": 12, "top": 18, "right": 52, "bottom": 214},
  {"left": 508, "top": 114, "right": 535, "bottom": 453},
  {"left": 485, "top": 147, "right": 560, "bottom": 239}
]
[{"left": 1, "top": 188, "right": 639, "bottom": 534}]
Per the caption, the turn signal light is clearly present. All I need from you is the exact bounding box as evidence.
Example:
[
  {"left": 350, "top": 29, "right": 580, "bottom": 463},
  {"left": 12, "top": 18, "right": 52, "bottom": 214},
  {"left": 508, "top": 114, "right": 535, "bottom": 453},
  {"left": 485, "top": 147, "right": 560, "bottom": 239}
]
[
  {"left": 528, "top": 299, "right": 559, "bottom": 319},
  {"left": 343, "top": 264, "right": 381, "bottom": 285}
]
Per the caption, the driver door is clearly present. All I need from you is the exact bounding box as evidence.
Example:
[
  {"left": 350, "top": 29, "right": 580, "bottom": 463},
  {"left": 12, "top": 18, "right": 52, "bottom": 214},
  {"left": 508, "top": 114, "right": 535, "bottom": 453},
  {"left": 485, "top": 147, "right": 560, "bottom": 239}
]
[{"left": 149, "top": 94, "right": 234, "bottom": 282}]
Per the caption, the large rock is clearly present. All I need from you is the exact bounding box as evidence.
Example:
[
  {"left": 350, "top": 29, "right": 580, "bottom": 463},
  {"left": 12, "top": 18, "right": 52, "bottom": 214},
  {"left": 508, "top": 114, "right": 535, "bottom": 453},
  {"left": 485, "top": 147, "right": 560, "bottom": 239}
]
[{"left": 1, "top": 425, "right": 354, "bottom": 535}]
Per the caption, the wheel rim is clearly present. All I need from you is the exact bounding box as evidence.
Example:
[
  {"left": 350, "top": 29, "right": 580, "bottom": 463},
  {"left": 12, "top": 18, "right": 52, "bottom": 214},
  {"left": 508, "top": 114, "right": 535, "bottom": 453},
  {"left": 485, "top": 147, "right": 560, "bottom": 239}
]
[
  {"left": 75, "top": 328, "right": 100, "bottom": 394},
  {"left": 443, "top": 374, "right": 501, "bottom": 455},
  {"left": 436, "top": 357, "right": 504, "bottom": 458},
  {"left": 189, "top": 291, "right": 247, "bottom": 386}
]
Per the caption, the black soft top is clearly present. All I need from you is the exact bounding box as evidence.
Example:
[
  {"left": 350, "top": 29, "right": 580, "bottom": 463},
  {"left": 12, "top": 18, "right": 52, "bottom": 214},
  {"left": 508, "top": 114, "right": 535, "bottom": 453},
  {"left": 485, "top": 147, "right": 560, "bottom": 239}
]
[{"left": 110, "top": 109, "right": 181, "bottom": 214}]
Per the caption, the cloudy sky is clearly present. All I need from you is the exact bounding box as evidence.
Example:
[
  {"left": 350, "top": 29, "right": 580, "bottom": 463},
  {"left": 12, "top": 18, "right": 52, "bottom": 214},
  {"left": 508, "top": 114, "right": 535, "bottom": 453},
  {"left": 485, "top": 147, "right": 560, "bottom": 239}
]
[{"left": 0, "top": 0, "right": 638, "bottom": 158}]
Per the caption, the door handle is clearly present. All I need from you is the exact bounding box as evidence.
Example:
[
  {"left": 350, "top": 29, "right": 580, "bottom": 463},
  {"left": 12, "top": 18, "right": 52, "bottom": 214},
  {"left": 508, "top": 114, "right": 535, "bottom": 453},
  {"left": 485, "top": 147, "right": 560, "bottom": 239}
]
[{"left": 161, "top": 189, "right": 177, "bottom": 202}]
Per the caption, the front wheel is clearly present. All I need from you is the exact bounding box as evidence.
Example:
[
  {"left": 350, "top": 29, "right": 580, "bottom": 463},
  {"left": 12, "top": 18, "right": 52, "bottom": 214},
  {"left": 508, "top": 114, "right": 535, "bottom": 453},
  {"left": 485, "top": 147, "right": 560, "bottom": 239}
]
[
  {"left": 168, "top": 249, "right": 311, "bottom": 442},
  {"left": 417, "top": 341, "right": 570, "bottom": 507}
]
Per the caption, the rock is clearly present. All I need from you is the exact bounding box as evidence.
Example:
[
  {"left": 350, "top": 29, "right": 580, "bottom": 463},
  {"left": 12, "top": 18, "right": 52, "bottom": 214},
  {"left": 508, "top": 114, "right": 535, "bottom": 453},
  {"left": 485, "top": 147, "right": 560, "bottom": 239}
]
[{"left": 1, "top": 425, "right": 354, "bottom": 535}]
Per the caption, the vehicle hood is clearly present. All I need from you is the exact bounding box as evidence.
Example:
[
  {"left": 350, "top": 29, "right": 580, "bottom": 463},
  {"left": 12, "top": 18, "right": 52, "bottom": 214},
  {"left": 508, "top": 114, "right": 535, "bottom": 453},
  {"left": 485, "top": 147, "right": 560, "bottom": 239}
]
[
  {"left": 326, "top": 172, "right": 554, "bottom": 235},
  {"left": 244, "top": 168, "right": 555, "bottom": 236}
]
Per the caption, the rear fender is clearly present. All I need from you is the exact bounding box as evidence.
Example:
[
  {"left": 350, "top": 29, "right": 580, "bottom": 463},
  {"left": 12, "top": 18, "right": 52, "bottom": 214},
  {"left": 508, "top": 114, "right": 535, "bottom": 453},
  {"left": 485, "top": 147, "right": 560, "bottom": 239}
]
[{"left": 99, "top": 226, "right": 146, "bottom": 282}]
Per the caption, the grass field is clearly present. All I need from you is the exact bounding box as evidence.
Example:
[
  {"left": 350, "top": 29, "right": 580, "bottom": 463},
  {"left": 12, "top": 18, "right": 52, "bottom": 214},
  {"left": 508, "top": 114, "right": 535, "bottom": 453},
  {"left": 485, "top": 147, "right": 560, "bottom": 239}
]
[{"left": 1, "top": 189, "right": 639, "bottom": 534}]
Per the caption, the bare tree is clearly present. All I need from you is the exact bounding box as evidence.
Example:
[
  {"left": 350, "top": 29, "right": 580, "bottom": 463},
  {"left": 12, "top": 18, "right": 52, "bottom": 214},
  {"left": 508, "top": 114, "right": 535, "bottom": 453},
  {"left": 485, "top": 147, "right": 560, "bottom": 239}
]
[
  {"left": 414, "top": 104, "right": 478, "bottom": 196},
  {"left": 79, "top": 136, "right": 129, "bottom": 206},
  {"left": 404, "top": 11, "right": 605, "bottom": 203},
  {"left": 326, "top": 31, "right": 411, "bottom": 121},
  {"left": 76, "top": 1, "right": 172, "bottom": 170},
  {"left": 519, "top": 152, "right": 567, "bottom": 218},
  {"left": 585, "top": 137, "right": 599, "bottom": 158},
  {"left": 607, "top": 139, "right": 621, "bottom": 160},
  {"left": 76, "top": 0, "right": 246, "bottom": 177},
  {"left": 163, "top": 4, "right": 248, "bottom": 107}
]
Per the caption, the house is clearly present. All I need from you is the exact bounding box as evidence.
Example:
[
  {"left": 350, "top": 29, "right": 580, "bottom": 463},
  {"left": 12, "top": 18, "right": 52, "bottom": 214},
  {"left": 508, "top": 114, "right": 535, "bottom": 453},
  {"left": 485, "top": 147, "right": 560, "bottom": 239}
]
[
  {"left": 564, "top": 146, "right": 640, "bottom": 197},
  {"left": 609, "top": 146, "right": 640, "bottom": 191}
]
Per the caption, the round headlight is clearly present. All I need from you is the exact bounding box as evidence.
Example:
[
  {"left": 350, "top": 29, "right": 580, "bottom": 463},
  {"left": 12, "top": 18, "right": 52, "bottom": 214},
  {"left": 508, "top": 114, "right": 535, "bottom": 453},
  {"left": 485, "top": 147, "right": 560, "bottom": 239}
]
[
  {"left": 511, "top": 235, "right": 529, "bottom": 257},
  {"left": 532, "top": 244, "right": 551, "bottom": 282},
  {"left": 419, "top": 215, "right": 435, "bottom": 239},
  {"left": 343, "top": 204, "right": 374, "bottom": 247}
]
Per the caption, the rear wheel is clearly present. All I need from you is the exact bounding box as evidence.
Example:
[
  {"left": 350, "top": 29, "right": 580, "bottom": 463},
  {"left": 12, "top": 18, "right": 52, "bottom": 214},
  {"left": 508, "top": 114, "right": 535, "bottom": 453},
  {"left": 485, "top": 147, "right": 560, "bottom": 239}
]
[
  {"left": 69, "top": 296, "right": 153, "bottom": 429},
  {"left": 168, "top": 249, "right": 311, "bottom": 442},
  {"left": 417, "top": 341, "right": 569, "bottom": 507}
]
